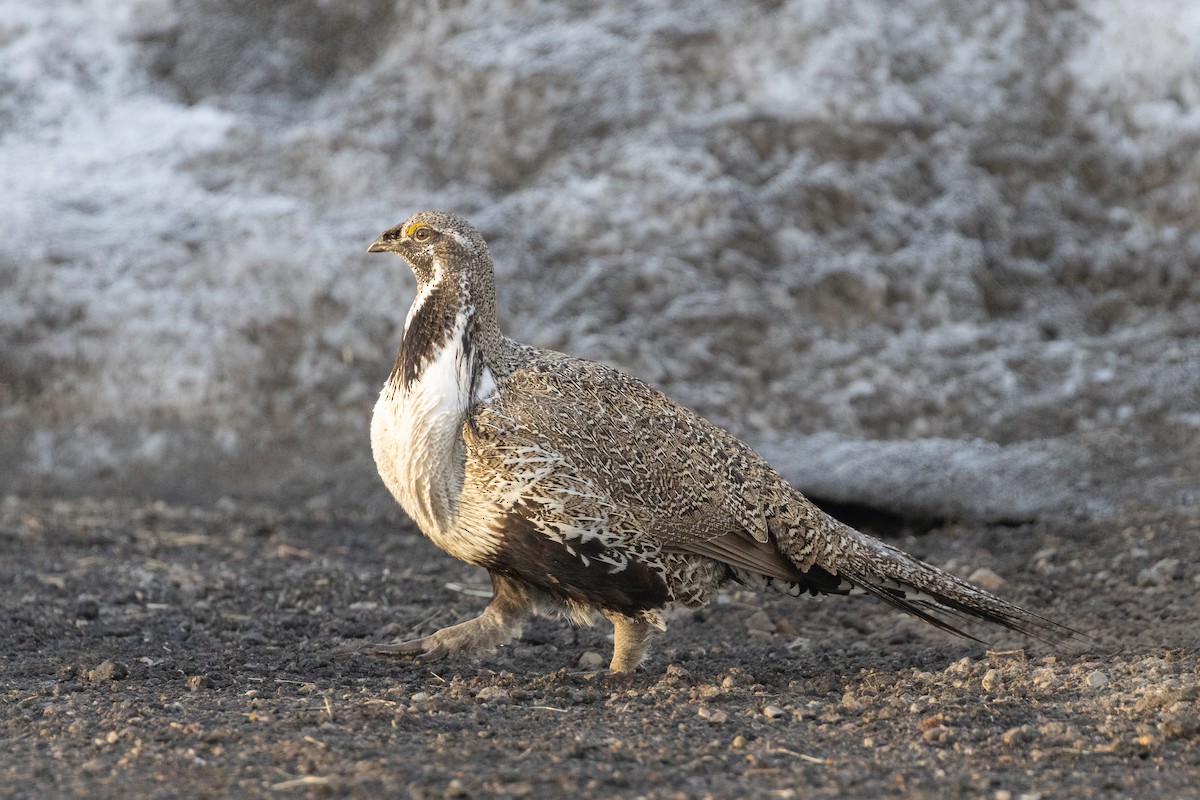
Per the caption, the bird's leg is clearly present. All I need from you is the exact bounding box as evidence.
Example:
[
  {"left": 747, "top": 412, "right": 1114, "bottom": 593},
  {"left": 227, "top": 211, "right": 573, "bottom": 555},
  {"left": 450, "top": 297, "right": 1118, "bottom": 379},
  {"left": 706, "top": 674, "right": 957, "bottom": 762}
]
[
  {"left": 362, "top": 573, "right": 530, "bottom": 663},
  {"left": 604, "top": 611, "right": 660, "bottom": 673}
]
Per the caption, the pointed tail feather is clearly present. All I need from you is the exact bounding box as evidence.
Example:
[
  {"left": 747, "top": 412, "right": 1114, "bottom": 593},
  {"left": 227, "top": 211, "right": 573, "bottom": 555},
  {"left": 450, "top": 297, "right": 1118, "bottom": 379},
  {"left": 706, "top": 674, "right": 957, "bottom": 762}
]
[{"left": 810, "top": 522, "right": 1087, "bottom": 646}]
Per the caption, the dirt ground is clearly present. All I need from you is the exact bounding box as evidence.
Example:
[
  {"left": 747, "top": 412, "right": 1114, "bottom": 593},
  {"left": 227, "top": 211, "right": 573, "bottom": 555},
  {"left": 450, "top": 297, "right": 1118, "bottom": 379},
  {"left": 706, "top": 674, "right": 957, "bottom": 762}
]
[{"left": 1, "top": 494, "right": 1198, "bottom": 799}]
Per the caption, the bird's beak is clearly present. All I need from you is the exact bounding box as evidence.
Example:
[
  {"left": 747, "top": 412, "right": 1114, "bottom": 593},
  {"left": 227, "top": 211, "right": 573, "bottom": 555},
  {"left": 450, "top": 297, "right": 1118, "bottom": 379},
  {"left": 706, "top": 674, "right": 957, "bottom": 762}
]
[{"left": 366, "top": 237, "right": 391, "bottom": 254}]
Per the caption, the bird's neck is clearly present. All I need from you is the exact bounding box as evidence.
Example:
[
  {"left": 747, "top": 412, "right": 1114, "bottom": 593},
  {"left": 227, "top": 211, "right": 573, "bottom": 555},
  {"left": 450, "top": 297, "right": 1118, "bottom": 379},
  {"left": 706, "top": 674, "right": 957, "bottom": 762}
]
[
  {"left": 373, "top": 277, "right": 484, "bottom": 538},
  {"left": 396, "top": 268, "right": 537, "bottom": 396}
]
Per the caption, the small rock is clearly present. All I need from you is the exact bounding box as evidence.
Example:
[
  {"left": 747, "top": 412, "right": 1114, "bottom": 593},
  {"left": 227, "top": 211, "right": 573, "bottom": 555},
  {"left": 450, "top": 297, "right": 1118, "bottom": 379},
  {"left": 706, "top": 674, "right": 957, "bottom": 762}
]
[
  {"left": 88, "top": 660, "right": 128, "bottom": 683},
  {"left": 444, "top": 778, "right": 466, "bottom": 798},
  {"left": 917, "top": 713, "right": 946, "bottom": 732},
  {"left": 922, "top": 725, "right": 953, "bottom": 744},
  {"left": 967, "top": 567, "right": 1005, "bottom": 591},
  {"left": 697, "top": 707, "right": 728, "bottom": 724},
  {"left": 745, "top": 610, "right": 775, "bottom": 634},
  {"left": 762, "top": 704, "right": 786, "bottom": 719},
  {"left": 1037, "top": 721, "right": 1082, "bottom": 746},
  {"left": 1001, "top": 725, "right": 1029, "bottom": 746},
  {"left": 186, "top": 674, "right": 209, "bottom": 691},
  {"left": 1137, "top": 558, "right": 1180, "bottom": 587},
  {"left": 720, "top": 669, "right": 750, "bottom": 689},
  {"left": 1031, "top": 666, "right": 1058, "bottom": 688},
  {"left": 664, "top": 664, "right": 690, "bottom": 680},
  {"left": 475, "top": 686, "right": 510, "bottom": 703},
  {"left": 1085, "top": 670, "right": 1109, "bottom": 689},
  {"left": 577, "top": 651, "right": 605, "bottom": 669},
  {"left": 1160, "top": 713, "right": 1200, "bottom": 741},
  {"left": 410, "top": 691, "right": 431, "bottom": 703},
  {"left": 981, "top": 669, "right": 1002, "bottom": 692},
  {"left": 946, "top": 657, "right": 973, "bottom": 676},
  {"left": 75, "top": 598, "right": 101, "bottom": 620}
]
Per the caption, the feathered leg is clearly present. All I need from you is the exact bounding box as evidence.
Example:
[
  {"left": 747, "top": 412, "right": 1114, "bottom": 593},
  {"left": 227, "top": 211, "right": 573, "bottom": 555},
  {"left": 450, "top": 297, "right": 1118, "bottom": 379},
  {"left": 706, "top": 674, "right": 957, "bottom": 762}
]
[{"left": 605, "top": 611, "right": 661, "bottom": 673}]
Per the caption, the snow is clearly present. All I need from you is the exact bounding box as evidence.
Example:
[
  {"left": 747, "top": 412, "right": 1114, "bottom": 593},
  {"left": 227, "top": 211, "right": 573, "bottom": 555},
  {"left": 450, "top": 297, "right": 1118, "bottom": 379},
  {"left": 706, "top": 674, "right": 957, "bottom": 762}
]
[{"left": 1, "top": 0, "right": 1196, "bottom": 520}]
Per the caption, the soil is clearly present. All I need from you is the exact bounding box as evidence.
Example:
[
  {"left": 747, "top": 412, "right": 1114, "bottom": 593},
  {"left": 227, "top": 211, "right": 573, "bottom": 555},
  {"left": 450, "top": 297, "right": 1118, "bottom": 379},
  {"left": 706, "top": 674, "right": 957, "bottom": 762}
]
[{"left": 1, "top": 495, "right": 1198, "bottom": 799}]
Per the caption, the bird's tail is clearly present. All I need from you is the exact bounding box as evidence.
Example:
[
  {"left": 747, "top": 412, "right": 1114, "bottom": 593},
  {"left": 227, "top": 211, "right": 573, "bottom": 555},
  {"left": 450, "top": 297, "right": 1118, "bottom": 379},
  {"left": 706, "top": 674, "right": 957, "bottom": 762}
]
[{"left": 793, "top": 516, "right": 1083, "bottom": 645}]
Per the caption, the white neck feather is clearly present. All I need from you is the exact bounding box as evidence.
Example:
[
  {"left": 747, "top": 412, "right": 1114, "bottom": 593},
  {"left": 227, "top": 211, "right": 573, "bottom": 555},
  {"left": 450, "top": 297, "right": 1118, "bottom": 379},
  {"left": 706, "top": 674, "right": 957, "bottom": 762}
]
[{"left": 372, "top": 298, "right": 474, "bottom": 539}]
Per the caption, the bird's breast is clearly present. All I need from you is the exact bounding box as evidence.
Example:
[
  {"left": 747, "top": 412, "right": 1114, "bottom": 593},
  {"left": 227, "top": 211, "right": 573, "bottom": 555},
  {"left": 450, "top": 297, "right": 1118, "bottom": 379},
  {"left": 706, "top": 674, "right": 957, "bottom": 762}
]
[{"left": 371, "top": 321, "right": 501, "bottom": 565}]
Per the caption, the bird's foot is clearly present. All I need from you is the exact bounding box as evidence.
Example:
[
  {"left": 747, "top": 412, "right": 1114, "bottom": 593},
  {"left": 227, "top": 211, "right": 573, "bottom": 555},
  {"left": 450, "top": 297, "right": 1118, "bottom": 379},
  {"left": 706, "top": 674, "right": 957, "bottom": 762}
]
[
  {"left": 359, "top": 636, "right": 448, "bottom": 662},
  {"left": 360, "top": 606, "right": 526, "bottom": 665}
]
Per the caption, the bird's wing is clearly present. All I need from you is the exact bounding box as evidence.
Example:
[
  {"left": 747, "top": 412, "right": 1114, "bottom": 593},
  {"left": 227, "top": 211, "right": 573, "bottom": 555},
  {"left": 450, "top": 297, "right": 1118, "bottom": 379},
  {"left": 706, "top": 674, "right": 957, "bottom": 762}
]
[
  {"left": 476, "top": 354, "right": 849, "bottom": 589},
  {"left": 484, "top": 355, "right": 774, "bottom": 535},
  {"left": 462, "top": 408, "right": 672, "bottom": 618}
]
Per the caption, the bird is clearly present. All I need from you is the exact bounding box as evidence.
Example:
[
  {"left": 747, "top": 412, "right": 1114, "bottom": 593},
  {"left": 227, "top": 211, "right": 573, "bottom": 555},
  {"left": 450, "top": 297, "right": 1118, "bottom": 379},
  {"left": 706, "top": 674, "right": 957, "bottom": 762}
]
[{"left": 362, "top": 210, "right": 1076, "bottom": 673}]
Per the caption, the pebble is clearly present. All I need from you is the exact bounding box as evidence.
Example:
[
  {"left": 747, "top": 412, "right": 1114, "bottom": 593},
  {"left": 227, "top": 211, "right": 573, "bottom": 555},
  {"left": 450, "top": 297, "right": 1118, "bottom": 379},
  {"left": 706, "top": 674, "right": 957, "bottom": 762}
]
[
  {"left": 88, "top": 660, "right": 128, "bottom": 683},
  {"left": 1001, "top": 726, "right": 1029, "bottom": 746},
  {"left": 968, "top": 568, "right": 1005, "bottom": 591},
  {"left": 1085, "top": 670, "right": 1109, "bottom": 689},
  {"left": 981, "top": 669, "right": 1002, "bottom": 692},
  {"left": 75, "top": 597, "right": 101, "bottom": 620},
  {"left": 745, "top": 610, "right": 775, "bottom": 634},
  {"left": 664, "top": 664, "right": 690, "bottom": 680},
  {"left": 577, "top": 651, "right": 605, "bottom": 669},
  {"left": 697, "top": 707, "right": 728, "bottom": 724},
  {"left": 475, "top": 686, "right": 510, "bottom": 703},
  {"left": 762, "top": 704, "right": 786, "bottom": 719},
  {"left": 1137, "top": 558, "right": 1180, "bottom": 587},
  {"left": 1036, "top": 721, "right": 1081, "bottom": 746},
  {"left": 922, "top": 725, "right": 953, "bottom": 744},
  {"left": 410, "top": 691, "right": 431, "bottom": 703},
  {"left": 1160, "top": 713, "right": 1200, "bottom": 740}
]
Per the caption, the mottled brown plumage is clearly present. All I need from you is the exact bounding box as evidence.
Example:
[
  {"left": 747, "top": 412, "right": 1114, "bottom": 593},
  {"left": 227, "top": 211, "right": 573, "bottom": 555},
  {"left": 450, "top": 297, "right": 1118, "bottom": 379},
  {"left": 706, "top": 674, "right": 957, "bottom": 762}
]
[{"left": 364, "top": 211, "right": 1075, "bottom": 673}]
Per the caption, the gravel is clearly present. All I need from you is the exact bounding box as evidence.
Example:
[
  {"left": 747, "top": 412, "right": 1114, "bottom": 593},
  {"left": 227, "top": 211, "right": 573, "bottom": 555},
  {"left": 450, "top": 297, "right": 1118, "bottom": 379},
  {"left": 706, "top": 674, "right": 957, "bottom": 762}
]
[{"left": 1, "top": 495, "right": 1198, "bottom": 798}]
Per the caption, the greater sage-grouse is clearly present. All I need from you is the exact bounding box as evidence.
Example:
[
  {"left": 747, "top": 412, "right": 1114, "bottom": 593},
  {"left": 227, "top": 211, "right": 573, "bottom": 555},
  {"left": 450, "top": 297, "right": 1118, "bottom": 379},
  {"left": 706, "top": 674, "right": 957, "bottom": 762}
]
[{"left": 364, "top": 211, "right": 1072, "bottom": 673}]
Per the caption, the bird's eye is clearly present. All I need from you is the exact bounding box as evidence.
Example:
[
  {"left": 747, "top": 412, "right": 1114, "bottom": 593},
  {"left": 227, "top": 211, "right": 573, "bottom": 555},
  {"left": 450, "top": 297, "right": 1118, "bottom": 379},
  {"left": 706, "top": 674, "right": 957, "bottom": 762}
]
[{"left": 411, "top": 225, "right": 432, "bottom": 242}]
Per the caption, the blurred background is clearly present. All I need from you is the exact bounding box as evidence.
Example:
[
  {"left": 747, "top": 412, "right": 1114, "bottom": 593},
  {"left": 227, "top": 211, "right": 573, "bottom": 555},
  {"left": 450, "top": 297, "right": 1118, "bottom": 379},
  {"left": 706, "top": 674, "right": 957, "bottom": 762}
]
[{"left": 1, "top": 0, "right": 1197, "bottom": 523}]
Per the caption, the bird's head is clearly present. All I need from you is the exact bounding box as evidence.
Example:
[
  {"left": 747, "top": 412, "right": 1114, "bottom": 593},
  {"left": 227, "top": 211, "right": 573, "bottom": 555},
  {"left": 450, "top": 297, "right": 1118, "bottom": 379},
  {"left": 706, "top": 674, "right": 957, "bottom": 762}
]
[{"left": 367, "top": 211, "right": 491, "bottom": 288}]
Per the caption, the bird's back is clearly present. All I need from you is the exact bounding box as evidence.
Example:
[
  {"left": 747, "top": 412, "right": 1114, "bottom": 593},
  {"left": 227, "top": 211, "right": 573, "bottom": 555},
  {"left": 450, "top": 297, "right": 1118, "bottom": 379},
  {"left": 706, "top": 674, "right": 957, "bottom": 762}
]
[{"left": 469, "top": 346, "right": 782, "bottom": 549}]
